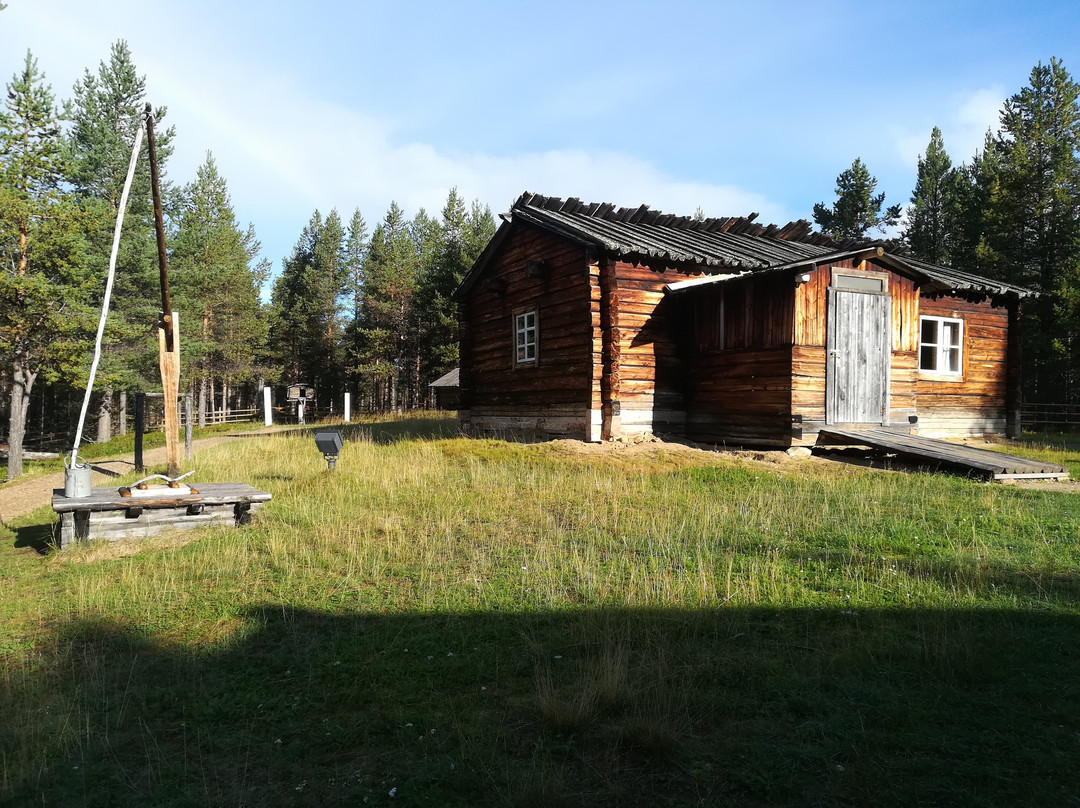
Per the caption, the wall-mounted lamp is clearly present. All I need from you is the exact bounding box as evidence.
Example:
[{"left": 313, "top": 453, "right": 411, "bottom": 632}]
[
  {"left": 795, "top": 272, "right": 812, "bottom": 286},
  {"left": 315, "top": 430, "right": 343, "bottom": 471}
]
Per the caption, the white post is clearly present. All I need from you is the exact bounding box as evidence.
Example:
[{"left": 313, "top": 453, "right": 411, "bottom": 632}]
[
  {"left": 263, "top": 386, "right": 272, "bottom": 427},
  {"left": 298, "top": 400, "right": 304, "bottom": 426},
  {"left": 344, "top": 392, "right": 351, "bottom": 424}
]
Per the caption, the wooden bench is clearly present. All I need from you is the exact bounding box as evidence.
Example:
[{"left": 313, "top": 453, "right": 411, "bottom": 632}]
[{"left": 52, "top": 483, "right": 272, "bottom": 549}]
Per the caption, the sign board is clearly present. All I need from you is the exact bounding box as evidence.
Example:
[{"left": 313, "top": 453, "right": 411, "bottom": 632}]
[{"left": 287, "top": 384, "right": 315, "bottom": 402}]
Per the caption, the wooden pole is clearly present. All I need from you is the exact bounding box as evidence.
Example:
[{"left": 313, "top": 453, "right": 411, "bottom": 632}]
[
  {"left": 158, "top": 312, "right": 181, "bottom": 477},
  {"left": 134, "top": 392, "right": 145, "bottom": 473},
  {"left": 146, "top": 103, "right": 181, "bottom": 477}
]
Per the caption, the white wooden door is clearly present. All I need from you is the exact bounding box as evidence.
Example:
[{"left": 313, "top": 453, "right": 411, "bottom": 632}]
[{"left": 826, "top": 287, "right": 890, "bottom": 424}]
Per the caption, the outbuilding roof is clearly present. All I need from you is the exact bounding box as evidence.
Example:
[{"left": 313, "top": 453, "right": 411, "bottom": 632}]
[
  {"left": 429, "top": 367, "right": 460, "bottom": 388},
  {"left": 454, "top": 193, "right": 1034, "bottom": 300}
]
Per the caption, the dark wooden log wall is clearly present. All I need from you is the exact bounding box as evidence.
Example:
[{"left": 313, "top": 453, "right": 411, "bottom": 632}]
[
  {"left": 684, "top": 273, "right": 796, "bottom": 446},
  {"left": 459, "top": 224, "right": 592, "bottom": 432},
  {"left": 916, "top": 293, "right": 1009, "bottom": 434}
]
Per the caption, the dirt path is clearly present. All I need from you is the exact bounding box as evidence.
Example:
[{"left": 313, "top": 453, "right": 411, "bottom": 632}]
[{"left": 0, "top": 435, "right": 252, "bottom": 523}]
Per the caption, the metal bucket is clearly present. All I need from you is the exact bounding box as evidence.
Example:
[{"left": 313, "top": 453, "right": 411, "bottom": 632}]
[{"left": 64, "top": 455, "right": 92, "bottom": 498}]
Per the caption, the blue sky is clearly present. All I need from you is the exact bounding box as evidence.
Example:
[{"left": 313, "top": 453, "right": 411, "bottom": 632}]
[{"left": 3, "top": 0, "right": 1079, "bottom": 283}]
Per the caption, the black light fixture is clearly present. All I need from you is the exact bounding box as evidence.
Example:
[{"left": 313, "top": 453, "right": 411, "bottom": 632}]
[{"left": 315, "top": 430, "right": 343, "bottom": 471}]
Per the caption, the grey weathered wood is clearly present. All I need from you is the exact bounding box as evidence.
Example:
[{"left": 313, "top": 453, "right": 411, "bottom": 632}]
[
  {"left": 816, "top": 427, "right": 1068, "bottom": 480},
  {"left": 52, "top": 483, "right": 271, "bottom": 549},
  {"left": 53, "top": 482, "right": 271, "bottom": 513},
  {"left": 826, "top": 288, "right": 890, "bottom": 425}
]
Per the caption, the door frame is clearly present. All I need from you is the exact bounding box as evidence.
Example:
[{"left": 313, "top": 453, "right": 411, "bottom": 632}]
[{"left": 825, "top": 271, "right": 892, "bottom": 426}]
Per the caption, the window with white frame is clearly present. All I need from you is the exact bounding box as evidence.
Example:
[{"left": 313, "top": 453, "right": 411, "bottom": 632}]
[
  {"left": 919, "top": 315, "right": 963, "bottom": 375},
  {"left": 515, "top": 310, "right": 537, "bottom": 363}
]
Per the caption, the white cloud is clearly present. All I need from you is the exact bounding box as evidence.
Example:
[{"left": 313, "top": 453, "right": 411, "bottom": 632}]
[
  {"left": 162, "top": 62, "right": 795, "bottom": 267},
  {"left": 893, "top": 87, "right": 1005, "bottom": 168}
]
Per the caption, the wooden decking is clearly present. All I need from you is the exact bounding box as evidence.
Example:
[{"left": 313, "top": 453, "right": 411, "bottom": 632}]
[
  {"left": 52, "top": 482, "right": 271, "bottom": 548},
  {"left": 816, "top": 428, "right": 1068, "bottom": 481}
]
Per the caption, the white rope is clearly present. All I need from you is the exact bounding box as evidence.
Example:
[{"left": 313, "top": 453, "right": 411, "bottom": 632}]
[{"left": 69, "top": 121, "right": 146, "bottom": 462}]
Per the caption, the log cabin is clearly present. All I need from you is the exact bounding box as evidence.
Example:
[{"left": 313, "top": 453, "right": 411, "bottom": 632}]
[{"left": 453, "top": 193, "right": 1032, "bottom": 447}]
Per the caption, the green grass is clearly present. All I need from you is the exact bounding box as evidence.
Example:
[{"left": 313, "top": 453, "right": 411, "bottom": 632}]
[{"left": 1, "top": 413, "right": 1078, "bottom": 806}]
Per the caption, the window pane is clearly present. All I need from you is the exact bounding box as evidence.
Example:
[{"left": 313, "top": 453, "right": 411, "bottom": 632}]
[
  {"left": 920, "top": 345, "right": 937, "bottom": 370},
  {"left": 947, "top": 347, "right": 960, "bottom": 373},
  {"left": 921, "top": 319, "right": 937, "bottom": 344},
  {"left": 943, "top": 321, "right": 960, "bottom": 347}
]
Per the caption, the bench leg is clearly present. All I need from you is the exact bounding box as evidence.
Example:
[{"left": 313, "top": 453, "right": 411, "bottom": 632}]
[{"left": 57, "top": 511, "right": 91, "bottom": 549}]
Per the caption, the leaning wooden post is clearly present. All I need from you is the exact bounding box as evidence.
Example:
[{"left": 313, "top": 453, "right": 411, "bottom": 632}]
[{"left": 146, "top": 103, "right": 181, "bottom": 477}]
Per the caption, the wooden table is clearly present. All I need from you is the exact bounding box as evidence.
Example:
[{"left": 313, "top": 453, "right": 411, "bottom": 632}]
[{"left": 52, "top": 483, "right": 272, "bottom": 549}]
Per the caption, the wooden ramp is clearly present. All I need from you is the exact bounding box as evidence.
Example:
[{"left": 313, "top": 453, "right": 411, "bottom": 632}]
[{"left": 816, "top": 428, "right": 1068, "bottom": 481}]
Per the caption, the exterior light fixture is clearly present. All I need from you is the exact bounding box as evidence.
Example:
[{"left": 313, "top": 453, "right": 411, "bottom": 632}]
[
  {"left": 315, "top": 430, "right": 343, "bottom": 471},
  {"left": 795, "top": 272, "right": 812, "bottom": 285}
]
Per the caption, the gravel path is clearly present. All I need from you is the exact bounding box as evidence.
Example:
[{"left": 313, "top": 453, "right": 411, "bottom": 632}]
[{"left": 0, "top": 435, "right": 245, "bottom": 523}]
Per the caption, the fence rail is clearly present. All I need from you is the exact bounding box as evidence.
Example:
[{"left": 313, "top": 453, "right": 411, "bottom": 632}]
[
  {"left": 1019, "top": 404, "right": 1080, "bottom": 432},
  {"left": 1, "top": 406, "right": 261, "bottom": 451}
]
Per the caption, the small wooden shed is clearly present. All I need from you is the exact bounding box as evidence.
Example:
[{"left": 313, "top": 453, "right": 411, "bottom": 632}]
[
  {"left": 429, "top": 367, "right": 460, "bottom": 410},
  {"left": 453, "top": 193, "right": 1031, "bottom": 447}
]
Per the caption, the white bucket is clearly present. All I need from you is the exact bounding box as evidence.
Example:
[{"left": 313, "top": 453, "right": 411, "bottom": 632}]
[{"left": 64, "top": 455, "right": 92, "bottom": 498}]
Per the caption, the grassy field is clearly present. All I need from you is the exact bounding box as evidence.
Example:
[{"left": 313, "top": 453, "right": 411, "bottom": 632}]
[{"left": 1, "top": 413, "right": 1078, "bottom": 806}]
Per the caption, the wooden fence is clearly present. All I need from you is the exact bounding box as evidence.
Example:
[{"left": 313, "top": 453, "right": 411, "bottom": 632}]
[{"left": 1019, "top": 403, "right": 1080, "bottom": 433}]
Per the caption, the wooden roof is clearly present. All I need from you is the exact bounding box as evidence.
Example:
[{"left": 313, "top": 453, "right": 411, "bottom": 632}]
[{"left": 454, "top": 193, "right": 1034, "bottom": 300}]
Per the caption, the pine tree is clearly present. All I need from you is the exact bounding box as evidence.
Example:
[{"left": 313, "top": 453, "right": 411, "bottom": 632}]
[
  {"left": 67, "top": 40, "right": 174, "bottom": 438},
  {"left": 171, "top": 153, "right": 267, "bottom": 423},
  {"left": 813, "top": 157, "right": 901, "bottom": 241},
  {"left": 351, "top": 202, "right": 417, "bottom": 410},
  {"left": 904, "top": 127, "right": 963, "bottom": 264},
  {"left": 951, "top": 131, "right": 1006, "bottom": 279},
  {"left": 413, "top": 189, "right": 495, "bottom": 399},
  {"left": 987, "top": 58, "right": 1080, "bottom": 399},
  {"left": 0, "top": 52, "right": 93, "bottom": 479},
  {"left": 269, "top": 210, "right": 346, "bottom": 405}
]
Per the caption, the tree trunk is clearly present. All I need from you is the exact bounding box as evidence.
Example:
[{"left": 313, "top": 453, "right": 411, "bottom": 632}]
[
  {"left": 96, "top": 389, "right": 113, "bottom": 443},
  {"left": 118, "top": 390, "right": 127, "bottom": 436},
  {"left": 6, "top": 358, "right": 37, "bottom": 481},
  {"left": 197, "top": 373, "right": 207, "bottom": 428}
]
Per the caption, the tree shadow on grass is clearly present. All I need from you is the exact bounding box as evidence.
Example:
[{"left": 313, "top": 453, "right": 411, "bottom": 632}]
[
  {"left": 1, "top": 605, "right": 1077, "bottom": 807},
  {"left": 792, "top": 548, "right": 1080, "bottom": 606}
]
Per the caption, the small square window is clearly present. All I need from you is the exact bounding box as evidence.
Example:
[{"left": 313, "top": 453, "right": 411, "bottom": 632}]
[
  {"left": 515, "top": 311, "right": 536, "bottom": 363},
  {"left": 919, "top": 316, "right": 963, "bottom": 375}
]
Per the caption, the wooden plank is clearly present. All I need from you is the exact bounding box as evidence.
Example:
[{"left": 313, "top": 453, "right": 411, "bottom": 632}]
[
  {"left": 53, "top": 482, "right": 272, "bottom": 513},
  {"left": 815, "top": 428, "right": 1067, "bottom": 479}
]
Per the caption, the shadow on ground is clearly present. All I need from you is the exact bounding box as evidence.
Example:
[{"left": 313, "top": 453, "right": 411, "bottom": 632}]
[
  {"left": 11, "top": 521, "right": 53, "bottom": 554},
  {"left": 1, "top": 605, "right": 1077, "bottom": 807}
]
